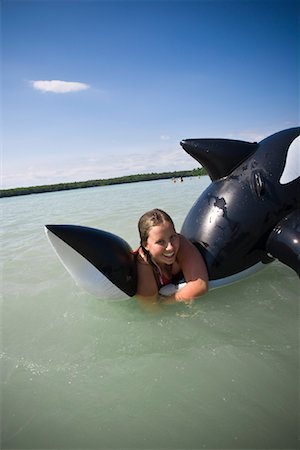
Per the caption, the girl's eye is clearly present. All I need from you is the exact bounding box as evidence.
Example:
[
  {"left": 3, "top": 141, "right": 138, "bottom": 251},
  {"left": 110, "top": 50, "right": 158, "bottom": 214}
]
[{"left": 157, "top": 240, "right": 165, "bottom": 245}]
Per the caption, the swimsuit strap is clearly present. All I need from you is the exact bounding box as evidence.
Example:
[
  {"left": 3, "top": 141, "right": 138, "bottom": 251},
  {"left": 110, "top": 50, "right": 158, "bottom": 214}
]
[
  {"left": 149, "top": 257, "right": 172, "bottom": 288},
  {"left": 134, "top": 246, "right": 173, "bottom": 288}
]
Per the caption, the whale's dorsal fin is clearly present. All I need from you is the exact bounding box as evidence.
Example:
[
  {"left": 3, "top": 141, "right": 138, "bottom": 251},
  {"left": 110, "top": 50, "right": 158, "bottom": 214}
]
[{"left": 180, "top": 138, "right": 258, "bottom": 180}]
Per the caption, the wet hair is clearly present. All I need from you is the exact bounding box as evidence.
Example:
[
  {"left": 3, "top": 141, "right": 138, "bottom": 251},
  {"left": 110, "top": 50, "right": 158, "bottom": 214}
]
[{"left": 138, "top": 208, "right": 175, "bottom": 247}]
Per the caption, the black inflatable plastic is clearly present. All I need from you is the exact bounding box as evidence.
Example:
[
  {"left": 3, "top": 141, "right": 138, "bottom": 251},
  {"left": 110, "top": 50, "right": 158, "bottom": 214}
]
[
  {"left": 46, "top": 225, "right": 137, "bottom": 296},
  {"left": 180, "top": 127, "right": 300, "bottom": 279},
  {"left": 266, "top": 210, "right": 300, "bottom": 276}
]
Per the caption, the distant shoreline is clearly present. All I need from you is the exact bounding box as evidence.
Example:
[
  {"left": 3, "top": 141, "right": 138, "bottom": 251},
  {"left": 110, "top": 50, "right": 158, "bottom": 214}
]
[{"left": 1, "top": 168, "right": 207, "bottom": 198}]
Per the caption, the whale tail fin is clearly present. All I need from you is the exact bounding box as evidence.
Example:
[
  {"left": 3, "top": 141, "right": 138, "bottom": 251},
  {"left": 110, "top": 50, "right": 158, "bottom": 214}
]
[{"left": 45, "top": 224, "right": 137, "bottom": 300}]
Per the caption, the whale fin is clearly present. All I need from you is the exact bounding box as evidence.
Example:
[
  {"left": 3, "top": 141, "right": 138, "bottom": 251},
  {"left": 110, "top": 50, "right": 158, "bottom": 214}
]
[
  {"left": 266, "top": 210, "right": 300, "bottom": 277},
  {"left": 45, "top": 224, "right": 137, "bottom": 299},
  {"left": 180, "top": 138, "right": 258, "bottom": 180}
]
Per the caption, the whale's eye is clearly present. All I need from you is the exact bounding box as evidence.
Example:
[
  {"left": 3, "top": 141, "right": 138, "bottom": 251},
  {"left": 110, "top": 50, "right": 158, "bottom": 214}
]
[{"left": 251, "top": 170, "right": 265, "bottom": 198}]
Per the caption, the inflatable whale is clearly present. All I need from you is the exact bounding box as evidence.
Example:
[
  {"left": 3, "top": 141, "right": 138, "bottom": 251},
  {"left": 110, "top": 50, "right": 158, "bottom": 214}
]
[{"left": 45, "top": 127, "right": 300, "bottom": 300}]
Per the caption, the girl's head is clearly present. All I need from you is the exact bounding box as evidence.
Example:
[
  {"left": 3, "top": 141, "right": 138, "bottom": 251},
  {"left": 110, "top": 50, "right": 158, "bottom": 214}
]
[
  {"left": 138, "top": 209, "right": 179, "bottom": 265},
  {"left": 138, "top": 209, "right": 174, "bottom": 246}
]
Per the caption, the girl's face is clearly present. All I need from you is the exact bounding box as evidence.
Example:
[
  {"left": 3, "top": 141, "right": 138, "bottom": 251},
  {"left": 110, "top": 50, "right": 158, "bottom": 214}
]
[{"left": 144, "top": 221, "right": 180, "bottom": 266}]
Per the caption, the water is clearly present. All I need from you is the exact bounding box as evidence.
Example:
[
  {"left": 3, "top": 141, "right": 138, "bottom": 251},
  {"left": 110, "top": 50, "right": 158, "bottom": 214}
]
[{"left": 1, "top": 177, "right": 299, "bottom": 449}]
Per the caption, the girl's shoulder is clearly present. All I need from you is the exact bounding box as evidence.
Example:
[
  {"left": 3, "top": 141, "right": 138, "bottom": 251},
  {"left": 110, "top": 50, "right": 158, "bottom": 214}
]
[
  {"left": 134, "top": 247, "right": 148, "bottom": 266},
  {"left": 177, "top": 233, "right": 204, "bottom": 263},
  {"left": 178, "top": 233, "right": 194, "bottom": 251}
]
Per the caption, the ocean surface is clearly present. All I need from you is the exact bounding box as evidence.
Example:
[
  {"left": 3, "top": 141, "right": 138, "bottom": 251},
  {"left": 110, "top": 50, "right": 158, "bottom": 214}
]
[{"left": 1, "top": 177, "right": 299, "bottom": 450}]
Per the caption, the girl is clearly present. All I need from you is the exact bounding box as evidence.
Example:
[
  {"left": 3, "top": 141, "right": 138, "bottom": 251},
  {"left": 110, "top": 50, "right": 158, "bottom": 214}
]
[{"left": 135, "top": 209, "right": 208, "bottom": 305}]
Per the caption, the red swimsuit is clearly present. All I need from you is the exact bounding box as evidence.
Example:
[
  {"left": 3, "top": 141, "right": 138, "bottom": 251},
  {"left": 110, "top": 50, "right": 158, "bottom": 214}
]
[{"left": 133, "top": 247, "right": 183, "bottom": 289}]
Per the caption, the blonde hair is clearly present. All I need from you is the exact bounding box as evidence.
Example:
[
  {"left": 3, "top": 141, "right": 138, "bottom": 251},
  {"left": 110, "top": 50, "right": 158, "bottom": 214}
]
[{"left": 138, "top": 208, "right": 175, "bottom": 247}]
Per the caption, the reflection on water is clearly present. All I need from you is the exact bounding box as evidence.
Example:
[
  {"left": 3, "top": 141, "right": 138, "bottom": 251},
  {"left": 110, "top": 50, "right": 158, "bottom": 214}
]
[{"left": 2, "top": 178, "right": 299, "bottom": 449}]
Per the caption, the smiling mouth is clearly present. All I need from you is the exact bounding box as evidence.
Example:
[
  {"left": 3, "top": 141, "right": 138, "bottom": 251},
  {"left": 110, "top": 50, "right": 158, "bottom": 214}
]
[{"left": 163, "top": 252, "right": 175, "bottom": 258}]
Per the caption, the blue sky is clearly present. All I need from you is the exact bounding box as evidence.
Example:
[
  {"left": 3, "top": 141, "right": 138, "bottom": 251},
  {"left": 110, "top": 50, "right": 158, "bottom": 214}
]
[{"left": 2, "top": 0, "right": 299, "bottom": 188}]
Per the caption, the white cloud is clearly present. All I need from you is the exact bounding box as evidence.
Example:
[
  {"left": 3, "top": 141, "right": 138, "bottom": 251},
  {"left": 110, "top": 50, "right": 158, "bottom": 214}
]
[{"left": 31, "top": 80, "right": 90, "bottom": 93}]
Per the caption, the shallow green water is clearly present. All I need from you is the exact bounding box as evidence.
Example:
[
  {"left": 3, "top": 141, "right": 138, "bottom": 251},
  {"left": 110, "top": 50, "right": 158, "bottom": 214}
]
[{"left": 1, "top": 178, "right": 299, "bottom": 449}]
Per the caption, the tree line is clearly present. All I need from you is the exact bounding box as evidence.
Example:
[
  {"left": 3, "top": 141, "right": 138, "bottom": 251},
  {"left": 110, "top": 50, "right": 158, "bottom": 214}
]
[{"left": 0, "top": 168, "right": 207, "bottom": 198}]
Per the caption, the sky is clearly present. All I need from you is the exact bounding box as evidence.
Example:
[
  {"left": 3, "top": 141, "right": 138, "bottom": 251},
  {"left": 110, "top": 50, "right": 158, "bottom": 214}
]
[{"left": 2, "top": 0, "right": 299, "bottom": 189}]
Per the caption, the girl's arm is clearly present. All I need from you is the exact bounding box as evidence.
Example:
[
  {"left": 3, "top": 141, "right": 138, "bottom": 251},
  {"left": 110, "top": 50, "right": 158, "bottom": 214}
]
[
  {"left": 135, "top": 256, "right": 161, "bottom": 310},
  {"left": 135, "top": 253, "right": 157, "bottom": 295},
  {"left": 160, "top": 235, "right": 208, "bottom": 304}
]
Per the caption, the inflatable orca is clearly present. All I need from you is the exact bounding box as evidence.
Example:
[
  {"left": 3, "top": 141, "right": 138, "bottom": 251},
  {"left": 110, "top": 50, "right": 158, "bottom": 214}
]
[
  {"left": 45, "top": 127, "right": 300, "bottom": 300},
  {"left": 179, "top": 126, "right": 300, "bottom": 287}
]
